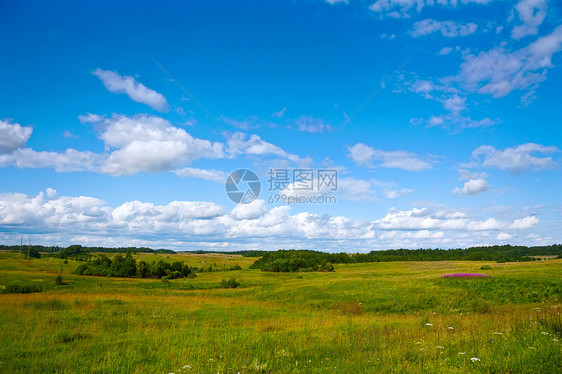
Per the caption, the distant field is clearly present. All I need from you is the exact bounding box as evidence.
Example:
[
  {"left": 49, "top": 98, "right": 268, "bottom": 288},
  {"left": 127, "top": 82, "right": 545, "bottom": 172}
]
[{"left": 0, "top": 251, "right": 560, "bottom": 373}]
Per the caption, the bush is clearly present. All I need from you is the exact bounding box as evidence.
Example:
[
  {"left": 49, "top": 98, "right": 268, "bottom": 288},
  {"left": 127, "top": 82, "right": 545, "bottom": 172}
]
[
  {"left": 480, "top": 265, "right": 492, "bottom": 270},
  {"left": 220, "top": 277, "right": 240, "bottom": 289},
  {"left": 3, "top": 282, "right": 42, "bottom": 294},
  {"left": 55, "top": 275, "right": 65, "bottom": 285}
]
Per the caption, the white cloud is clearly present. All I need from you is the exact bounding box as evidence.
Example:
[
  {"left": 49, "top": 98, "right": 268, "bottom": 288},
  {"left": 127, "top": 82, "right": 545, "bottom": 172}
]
[
  {"left": 78, "top": 113, "right": 104, "bottom": 124},
  {"left": 373, "top": 207, "right": 539, "bottom": 232},
  {"left": 172, "top": 167, "right": 227, "bottom": 182},
  {"left": 99, "top": 114, "right": 225, "bottom": 175},
  {"left": 348, "top": 143, "right": 432, "bottom": 171},
  {"left": 325, "top": 0, "right": 348, "bottom": 4},
  {"left": 460, "top": 26, "right": 562, "bottom": 100},
  {"left": 0, "top": 148, "right": 102, "bottom": 172},
  {"left": 469, "top": 143, "right": 558, "bottom": 174},
  {"left": 0, "top": 120, "right": 32, "bottom": 153},
  {"left": 452, "top": 169, "right": 490, "bottom": 195},
  {"left": 452, "top": 178, "right": 490, "bottom": 195},
  {"left": 497, "top": 232, "right": 513, "bottom": 240},
  {"left": 227, "top": 132, "right": 312, "bottom": 166},
  {"left": 410, "top": 19, "right": 478, "bottom": 38},
  {"left": 511, "top": 0, "right": 547, "bottom": 40},
  {"left": 0, "top": 190, "right": 548, "bottom": 250},
  {"left": 92, "top": 68, "right": 169, "bottom": 112},
  {"left": 295, "top": 115, "right": 332, "bottom": 133},
  {"left": 230, "top": 199, "right": 268, "bottom": 220},
  {"left": 369, "top": 0, "right": 493, "bottom": 18},
  {"left": 439, "top": 47, "right": 453, "bottom": 55}
]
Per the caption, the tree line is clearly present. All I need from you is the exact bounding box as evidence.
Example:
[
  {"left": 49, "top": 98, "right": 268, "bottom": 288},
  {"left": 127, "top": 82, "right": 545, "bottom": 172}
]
[{"left": 73, "top": 251, "right": 194, "bottom": 279}]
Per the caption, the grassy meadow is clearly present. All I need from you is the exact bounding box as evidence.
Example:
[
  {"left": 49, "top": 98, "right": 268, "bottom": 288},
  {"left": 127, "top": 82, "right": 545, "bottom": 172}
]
[{"left": 0, "top": 250, "right": 560, "bottom": 373}]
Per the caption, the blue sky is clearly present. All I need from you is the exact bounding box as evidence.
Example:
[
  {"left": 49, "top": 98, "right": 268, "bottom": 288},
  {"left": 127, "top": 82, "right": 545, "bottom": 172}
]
[{"left": 0, "top": 0, "right": 561, "bottom": 251}]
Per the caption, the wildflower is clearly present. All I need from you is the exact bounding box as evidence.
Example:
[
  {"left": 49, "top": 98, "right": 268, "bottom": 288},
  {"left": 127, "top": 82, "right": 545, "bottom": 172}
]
[
  {"left": 541, "top": 332, "right": 550, "bottom": 335},
  {"left": 494, "top": 332, "right": 503, "bottom": 335},
  {"left": 458, "top": 352, "right": 466, "bottom": 355},
  {"left": 553, "top": 339, "right": 559, "bottom": 342},
  {"left": 441, "top": 273, "right": 490, "bottom": 278},
  {"left": 448, "top": 327, "right": 454, "bottom": 330},
  {"left": 425, "top": 323, "right": 433, "bottom": 326},
  {"left": 436, "top": 346, "right": 444, "bottom": 349},
  {"left": 471, "top": 357, "right": 480, "bottom": 362},
  {"left": 528, "top": 347, "right": 536, "bottom": 350},
  {"left": 183, "top": 365, "right": 191, "bottom": 370}
]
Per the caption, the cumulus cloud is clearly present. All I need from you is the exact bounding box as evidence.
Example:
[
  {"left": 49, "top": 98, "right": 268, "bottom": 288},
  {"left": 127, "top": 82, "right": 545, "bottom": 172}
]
[
  {"left": 373, "top": 207, "right": 539, "bottom": 231},
  {"left": 452, "top": 178, "right": 490, "bottom": 195},
  {"left": 92, "top": 68, "right": 169, "bottom": 112},
  {"left": 99, "top": 114, "right": 224, "bottom": 175},
  {"left": 410, "top": 19, "right": 478, "bottom": 38},
  {"left": 0, "top": 120, "right": 33, "bottom": 153},
  {"left": 452, "top": 169, "right": 490, "bottom": 195},
  {"left": 469, "top": 143, "right": 558, "bottom": 174},
  {"left": 230, "top": 199, "right": 268, "bottom": 220},
  {"left": 348, "top": 143, "right": 432, "bottom": 171},
  {"left": 511, "top": 0, "right": 547, "bottom": 40},
  {"left": 0, "top": 190, "right": 546, "bottom": 250}
]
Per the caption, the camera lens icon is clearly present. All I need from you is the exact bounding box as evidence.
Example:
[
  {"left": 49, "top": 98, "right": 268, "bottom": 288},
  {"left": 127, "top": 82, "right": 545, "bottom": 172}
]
[{"left": 225, "top": 169, "right": 261, "bottom": 204}]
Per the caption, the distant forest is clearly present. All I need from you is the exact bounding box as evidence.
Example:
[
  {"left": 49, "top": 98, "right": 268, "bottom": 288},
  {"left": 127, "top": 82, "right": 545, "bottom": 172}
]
[{"left": 1, "top": 243, "right": 561, "bottom": 269}]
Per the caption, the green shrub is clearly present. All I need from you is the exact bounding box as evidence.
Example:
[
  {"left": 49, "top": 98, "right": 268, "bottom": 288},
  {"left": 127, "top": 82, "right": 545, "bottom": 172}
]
[
  {"left": 220, "top": 277, "right": 240, "bottom": 289},
  {"left": 480, "top": 265, "right": 492, "bottom": 270},
  {"left": 55, "top": 275, "right": 65, "bottom": 285},
  {"left": 3, "top": 282, "right": 43, "bottom": 294}
]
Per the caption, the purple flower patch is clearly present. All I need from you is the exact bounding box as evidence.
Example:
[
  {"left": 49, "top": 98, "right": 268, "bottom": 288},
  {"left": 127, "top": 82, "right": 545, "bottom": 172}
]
[{"left": 441, "top": 273, "right": 491, "bottom": 278}]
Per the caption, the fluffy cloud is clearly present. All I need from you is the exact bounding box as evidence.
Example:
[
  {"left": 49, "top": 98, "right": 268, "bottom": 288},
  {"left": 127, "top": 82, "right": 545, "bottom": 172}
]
[
  {"left": 0, "top": 190, "right": 547, "bottom": 250},
  {"left": 452, "top": 169, "right": 490, "bottom": 195},
  {"left": 373, "top": 207, "right": 539, "bottom": 231},
  {"left": 230, "top": 199, "right": 268, "bottom": 220},
  {"left": 469, "top": 143, "right": 558, "bottom": 174},
  {"left": 410, "top": 19, "right": 478, "bottom": 38},
  {"left": 511, "top": 0, "right": 547, "bottom": 40},
  {"left": 98, "top": 114, "right": 224, "bottom": 175},
  {"left": 348, "top": 143, "right": 432, "bottom": 171},
  {"left": 460, "top": 25, "right": 562, "bottom": 99},
  {"left": 369, "top": 0, "right": 493, "bottom": 18},
  {"left": 452, "top": 178, "right": 490, "bottom": 195},
  {"left": 92, "top": 69, "right": 169, "bottom": 112},
  {"left": 0, "top": 120, "right": 32, "bottom": 153}
]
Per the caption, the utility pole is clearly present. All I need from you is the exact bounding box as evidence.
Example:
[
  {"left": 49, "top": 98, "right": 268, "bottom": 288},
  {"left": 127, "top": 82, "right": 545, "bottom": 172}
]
[
  {"left": 19, "top": 236, "right": 22, "bottom": 257},
  {"left": 27, "top": 237, "right": 31, "bottom": 260}
]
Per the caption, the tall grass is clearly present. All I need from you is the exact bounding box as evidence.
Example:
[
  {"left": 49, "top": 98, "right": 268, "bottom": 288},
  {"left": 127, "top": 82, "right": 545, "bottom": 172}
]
[{"left": 0, "top": 251, "right": 559, "bottom": 373}]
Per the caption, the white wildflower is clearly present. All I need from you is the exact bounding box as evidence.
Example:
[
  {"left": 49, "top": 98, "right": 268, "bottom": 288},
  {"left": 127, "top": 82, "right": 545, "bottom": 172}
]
[
  {"left": 541, "top": 332, "right": 550, "bottom": 335},
  {"left": 448, "top": 327, "right": 454, "bottom": 330},
  {"left": 494, "top": 332, "right": 503, "bottom": 335},
  {"left": 425, "top": 323, "right": 433, "bottom": 326},
  {"left": 436, "top": 346, "right": 444, "bottom": 349},
  {"left": 470, "top": 357, "right": 480, "bottom": 362}
]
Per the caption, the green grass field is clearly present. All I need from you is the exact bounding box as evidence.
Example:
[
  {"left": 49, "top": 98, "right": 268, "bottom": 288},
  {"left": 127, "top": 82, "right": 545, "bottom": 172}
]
[{"left": 0, "top": 250, "right": 560, "bottom": 373}]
